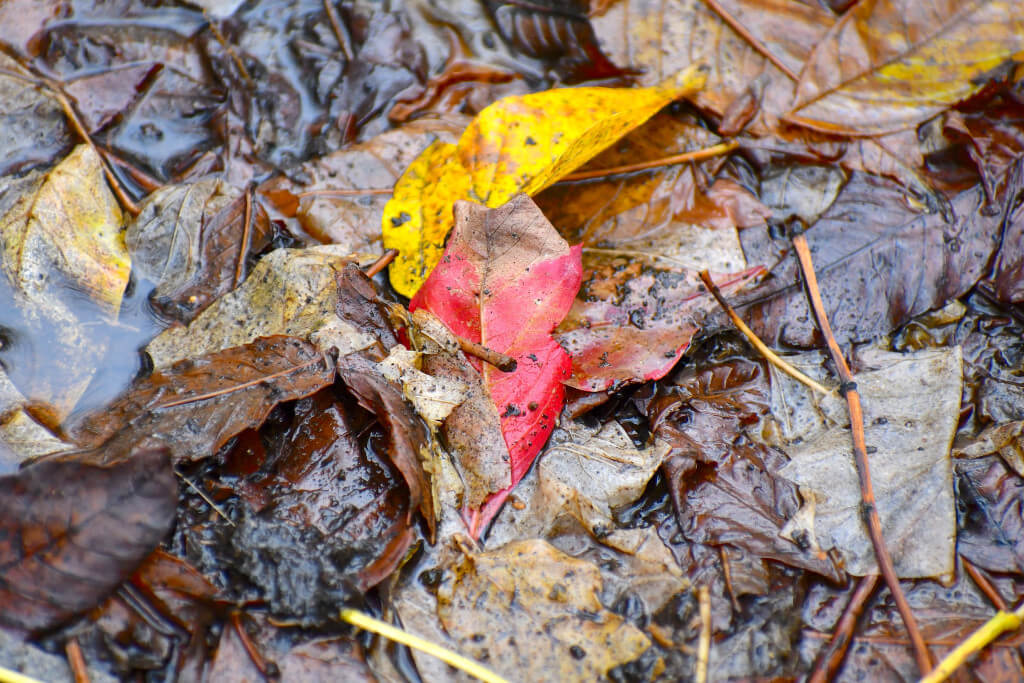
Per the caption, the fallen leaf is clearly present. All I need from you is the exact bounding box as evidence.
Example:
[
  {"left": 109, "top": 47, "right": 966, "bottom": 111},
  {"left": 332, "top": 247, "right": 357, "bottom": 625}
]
[
  {"left": 955, "top": 456, "right": 1024, "bottom": 574},
  {"left": 0, "top": 52, "right": 71, "bottom": 177},
  {"left": 739, "top": 170, "right": 1010, "bottom": 348},
  {"left": 383, "top": 64, "right": 707, "bottom": 296},
  {"left": 376, "top": 346, "right": 469, "bottom": 429},
  {"left": 555, "top": 255, "right": 761, "bottom": 392},
  {"left": 69, "top": 336, "right": 336, "bottom": 465},
  {"left": 127, "top": 178, "right": 272, "bottom": 323},
  {"left": 788, "top": 0, "right": 1024, "bottom": 135},
  {"left": 410, "top": 195, "right": 582, "bottom": 531},
  {"left": 954, "top": 420, "right": 1024, "bottom": 476},
  {"left": 0, "top": 449, "right": 177, "bottom": 635},
  {"left": 145, "top": 245, "right": 376, "bottom": 368},
  {"left": 768, "top": 347, "right": 961, "bottom": 577},
  {"left": 437, "top": 539, "right": 651, "bottom": 682}
]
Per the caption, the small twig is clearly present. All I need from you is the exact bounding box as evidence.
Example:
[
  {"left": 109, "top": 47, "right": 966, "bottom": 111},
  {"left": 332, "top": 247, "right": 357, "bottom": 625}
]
[
  {"left": 457, "top": 336, "right": 517, "bottom": 372},
  {"left": 203, "top": 11, "right": 253, "bottom": 87},
  {"left": 962, "top": 557, "right": 1008, "bottom": 612},
  {"left": 791, "top": 234, "right": 932, "bottom": 676},
  {"left": 340, "top": 608, "right": 510, "bottom": 683},
  {"left": 698, "top": 271, "right": 832, "bottom": 396},
  {"left": 921, "top": 601, "right": 1024, "bottom": 683},
  {"left": 234, "top": 186, "right": 255, "bottom": 288},
  {"left": 322, "top": 0, "right": 355, "bottom": 60},
  {"left": 364, "top": 249, "right": 398, "bottom": 278},
  {"left": 696, "top": 585, "right": 711, "bottom": 683},
  {"left": 116, "top": 584, "right": 188, "bottom": 639},
  {"left": 231, "top": 612, "right": 276, "bottom": 678},
  {"left": 64, "top": 638, "right": 89, "bottom": 683},
  {"left": 176, "top": 471, "right": 235, "bottom": 526},
  {"left": 559, "top": 140, "right": 739, "bottom": 182},
  {"left": 156, "top": 356, "right": 328, "bottom": 408},
  {"left": 718, "top": 546, "right": 741, "bottom": 612},
  {"left": 808, "top": 574, "right": 880, "bottom": 683},
  {"left": 701, "top": 0, "right": 800, "bottom": 82}
]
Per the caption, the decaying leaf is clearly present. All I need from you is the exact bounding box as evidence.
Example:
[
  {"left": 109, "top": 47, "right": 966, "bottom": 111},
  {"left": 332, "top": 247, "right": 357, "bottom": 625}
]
[
  {"left": 788, "top": 0, "right": 1024, "bottom": 135},
  {"left": 127, "top": 178, "right": 272, "bottom": 323},
  {"left": 145, "top": 245, "right": 376, "bottom": 368},
  {"left": 383, "top": 64, "right": 707, "bottom": 296},
  {"left": 437, "top": 539, "right": 651, "bottom": 682},
  {"left": 410, "top": 195, "right": 582, "bottom": 532},
  {"left": 0, "top": 52, "right": 71, "bottom": 177},
  {"left": 766, "top": 347, "right": 962, "bottom": 577},
  {"left": 69, "top": 336, "right": 336, "bottom": 464},
  {"left": 955, "top": 456, "right": 1024, "bottom": 574},
  {"left": 376, "top": 346, "right": 469, "bottom": 429},
  {"left": 0, "top": 449, "right": 177, "bottom": 635}
]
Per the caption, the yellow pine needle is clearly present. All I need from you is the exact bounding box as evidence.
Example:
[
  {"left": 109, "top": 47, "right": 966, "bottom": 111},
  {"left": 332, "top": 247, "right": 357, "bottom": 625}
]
[{"left": 340, "top": 608, "right": 510, "bottom": 683}]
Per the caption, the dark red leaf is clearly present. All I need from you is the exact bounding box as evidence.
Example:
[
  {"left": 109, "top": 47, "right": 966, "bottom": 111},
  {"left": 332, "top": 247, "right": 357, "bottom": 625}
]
[{"left": 0, "top": 449, "right": 177, "bottom": 635}]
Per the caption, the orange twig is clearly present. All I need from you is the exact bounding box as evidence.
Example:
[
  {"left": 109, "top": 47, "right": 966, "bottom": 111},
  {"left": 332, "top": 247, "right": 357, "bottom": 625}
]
[
  {"left": 231, "top": 612, "right": 276, "bottom": 677},
  {"left": 808, "top": 575, "right": 880, "bottom": 683},
  {"left": 234, "top": 186, "right": 255, "bottom": 287},
  {"left": 962, "top": 556, "right": 1008, "bottom": 612},
  {"left": 560, "top": 140, "right": 739, "bottom": 182},
  {"left": 791, "top": 233, "right": 933, "bottom": 676},
  {"left": 297, "top": 187, "right": 393, "bottom": 198},
  {"left": 65, "top": 638, "right": 89, "bottom": 683},
  {"left": 458, "top": 336, "right": 517, "bottom": 373},
  {"left": 702, "top": 0, "right": 800, "bottom": 82},
  {"left": 364, "top": 249, "right": 398, "bottom": 278}
]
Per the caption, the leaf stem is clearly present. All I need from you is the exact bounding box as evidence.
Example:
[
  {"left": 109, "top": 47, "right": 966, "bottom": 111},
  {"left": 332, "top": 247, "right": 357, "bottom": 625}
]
[
  {"left": 560, "top": 140, "right": 739, "bottom": 182},
  {"left": 702, "top": 0, "right": 800, "bottom": 81},
  {"left": 339, "top": 608, "right": 510, "bottom": 683},
  {"left": 697, "top": 271, "right": 832, "bottom": 396},
  {"left": 457, "top": 336, "right": 517, "bottom": 373},
  {"left": 791, "top": 234, "right": 932, "bottom": 676},
  {"left": 807, "top": 574, "right": 880, "bottom": 683},
  {"left": 364, "top": 249, "right": 398, "bottom": 278}
]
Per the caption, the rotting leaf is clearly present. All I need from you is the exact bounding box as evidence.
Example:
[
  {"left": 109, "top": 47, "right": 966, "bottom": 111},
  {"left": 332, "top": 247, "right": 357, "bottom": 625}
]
[
  {"left": 556, "top": 254, "right": 761, "bottom": 392},
  {"left": 739, "top": 169, "right": 1011, "bottom": 348},
  {"left": 955, "top": 456, "right": 1024, "bottom": 574},
  {"left": 383, "top": 64, "right": 707, "bottom": 296},
  {"left": 127, "top": 178, "right": 272, "bottom": 324},
  {"left": 767, "top": 347, "right": 962, "bottom": 578},
  {"left": 0, "top": 52, "right": 72, "bottom": 177},
  {"left": 145, "top": 245, "right": 376, "bottom": 368},
  {"left": 787, "top": 0, "right": 1024, "bottom": 135},
  {"left": 0, "top": 449, "right": 177, "bottom": 635},
  {"left": 410, "top": 195, "right": 582, "bottom": 532},
  {"left": 68, "top": 336, "right": 336, "bottom": 465},
  {"left": 437, "top": 539, "right": 651, "bottom": 682}
]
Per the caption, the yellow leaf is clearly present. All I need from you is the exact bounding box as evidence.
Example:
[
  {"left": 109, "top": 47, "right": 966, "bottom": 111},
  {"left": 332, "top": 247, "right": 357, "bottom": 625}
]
[
  {"left": 1, "top": 144, "right": 128, "bottom": 316},
  {"left": 788, "top": 0, "right": 1024, "bottom": 135},
  {"left": 383, "top": 64, "right": 707, "bottom": 297}
]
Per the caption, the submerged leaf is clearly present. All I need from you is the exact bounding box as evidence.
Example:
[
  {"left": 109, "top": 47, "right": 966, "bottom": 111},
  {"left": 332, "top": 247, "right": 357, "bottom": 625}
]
[
  {"left": 410, "top": 195, "right": 582, "bottom": 532},
  {"left": 383, "top": 65, "right": 707, "bottom": 296}
]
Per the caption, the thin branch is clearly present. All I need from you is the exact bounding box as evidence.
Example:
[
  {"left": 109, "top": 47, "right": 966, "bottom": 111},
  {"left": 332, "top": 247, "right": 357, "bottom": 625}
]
[
  {"left": 364, "top": 249, "right": 398, "bottom": 278},
  {"left": 560, "top": 140, "right": 739, "bottom": 182},
  {"left": 322, "top": 0, "right": 355, "bottom": 60},
  {"left": 64, "top": 638, "right": 89, "bottom": 683},
  {"left": 0, "top": 664, "right": 46, "bottom": 683},
  {"left": 698, "top": 270, "right": 833, "bottom": 396},
  {"left": 340, "top": 608, "right": 510, "bottom": 683},
  {"left": 791, "top": 233, "right": 932, "bottom": 676},
  {"left": 696, "top": 585, "right": 711, "bottom": 683},
  {"left": 176, "top": 471, "right": 235, "bottom": 526},
  {"left": 962, "top": 556, "right": 1008, "bottom": 612},
  {"left": 457, "top": 336, "right": 517, "bottom": 372},
  {"left": 808, "top": 574, "right": 880, "bottom": 683},
  {"left": 203, "top": 11, "right": 253, "bottom": 87},
  {"left": 155, "top": 356, "right": 328, "bottom": 408},
  {"left": 701, "top": 0, "right": 800, "bottom": 82},
  {"left": 921, "top": 601, "right": 1024, "bottom": 683},
  {"left": 297, "top": 187, "right": 393, "bottom": 198},
  {"left": 231, "top": 612, "right": 276, "bottom": 677}
]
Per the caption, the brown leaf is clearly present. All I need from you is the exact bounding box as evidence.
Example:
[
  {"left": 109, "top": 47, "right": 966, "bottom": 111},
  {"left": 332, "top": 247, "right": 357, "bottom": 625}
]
[
  {"left": 956, "top": 456, "right": 1024, "bottom": 574},
  {"left": 437, "top": 539, "right": 651, "bottom": 682},
  {"left": 0, "top": 449, "right": 177, "bottom": 635},
  {"left": 68, "top": 336, "right": 335, "bottom": 464},
  {"left": 739, "top": 169, "right": 1012, "bottom": 348},
  {"left": 0, "top": 52, "right": 71, "bottom": 177},
  {"left": 127, "top": 179, "right": 273, "bottom": 324}
]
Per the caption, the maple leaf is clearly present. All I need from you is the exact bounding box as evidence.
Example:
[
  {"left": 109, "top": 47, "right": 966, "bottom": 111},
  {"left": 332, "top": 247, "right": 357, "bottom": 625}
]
[
  {"left": 410, "top": 194, "right": 582, "bottom": 535},
  {"left": 383, "top": 64, "right": 707, "bottom": 297}
]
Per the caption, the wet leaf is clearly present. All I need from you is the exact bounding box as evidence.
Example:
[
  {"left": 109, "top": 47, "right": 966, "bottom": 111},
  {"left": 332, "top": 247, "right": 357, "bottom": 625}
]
[
  {"left": 145, "top": 245, "right": 375, "bottom": 368},
  {"left": 376, "top": 346, "right": 469, "bottom": 429},
  {"left": 740, "top": 170, "right": 1010, "bottom": 348},
  {"left": 955, "top": 456, "right": 1024, "bottom": 574},
  {"left": 226, "top": 389, "right": 416, "bottom": 624},
  {"left": 383, "top": 65, "right": 707, "bottom": 296},
  {"left": 0, "top": 449, "right": 177, "bottom": 635},
  {"left": 788, "top": 0, "right": 1024, "bottom": 135},
  {"left": 0, "top": 53, "right": 71, "bottom": 177},
  {"left": 556, "top": 256, "right": 761, "bottom": 392},
  {"left": 127, "top": 178, "right": 273, "bottom": 324},
  {"left": 410, "top": 195, "right": 582, "bottom": 531},
  {"left": 437, "top": 539, "right": 651, "bottom": 682},
  {"left": 768, "top": 347, "right": 961, "bottom": 577},
  {"left": 69, "top": 336, "right": 336, "bottom": 464},
  {"left": 0, "top": 144, "right": 128, "bottom": 316}
]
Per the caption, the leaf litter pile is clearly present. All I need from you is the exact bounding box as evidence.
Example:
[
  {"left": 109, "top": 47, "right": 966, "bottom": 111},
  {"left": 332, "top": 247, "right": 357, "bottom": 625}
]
[{"left": 2, "top": 1, "right": 1024, "bottom": 681}]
